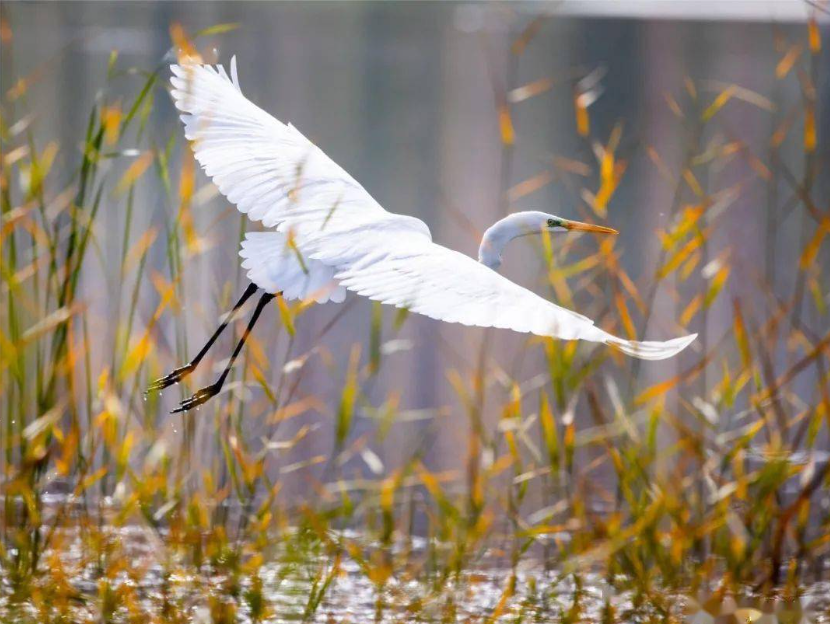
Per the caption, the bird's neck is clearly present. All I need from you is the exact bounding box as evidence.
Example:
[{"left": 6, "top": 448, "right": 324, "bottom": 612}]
[{"left": 477, "top": 213, "right": 538, "bottom": 270}]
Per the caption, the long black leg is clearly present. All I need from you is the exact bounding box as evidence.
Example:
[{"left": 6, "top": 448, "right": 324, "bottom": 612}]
[
  {"left": 146, "top": 283, "right": 259, "bottom": 393},
  {"left": 171, "top": 291, "right": 276, "bottom": 413}
]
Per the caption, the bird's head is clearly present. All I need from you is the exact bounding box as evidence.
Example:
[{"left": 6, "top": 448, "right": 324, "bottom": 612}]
[
  {"left": 478, "top": 211, "right": 617, "bottom": 269},
  {"left": 540, "top": 213, "right": 618, "bottom": 235}
]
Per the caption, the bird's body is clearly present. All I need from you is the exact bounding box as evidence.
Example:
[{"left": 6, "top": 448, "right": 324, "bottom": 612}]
[{"left": 150, "top": 56, "right": 696, "bottom": 412}]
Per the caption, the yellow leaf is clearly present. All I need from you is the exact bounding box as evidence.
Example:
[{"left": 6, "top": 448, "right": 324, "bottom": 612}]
[
  {"left": 733, "top": 301, "right": 751, "bottom": 370},
  {"left": 635, "top": 376, "right": 681, "bottom": 405},
  {"left": 20, "top": 306, "right": 75, "bottom": 344},
  {"left": 511, "top": 16, "right": 544, "bottom": 56},
  {"left": 415, "top": 462, "right": 444, "bottom": 501},
  {"left": 800, "top": 218, "right": 830, "bottom": 270},
  {"left": 702, "top": 85, "right": 735, "bottom": 121},
  {"left": 508, "top": 170, "right": 552, "bottom": 201},
  {"left": 614, "top": 291, "right": 636, "bottom": 340},
  {"left": 682, "top": 168, "right": 704, "bottom": 197},
  {"left": 663, "top": 92, "right": 684, "bottom": 119},
  {"left": 118, "top": 431, "right": 135, "bottom": 470},
  {"left": 380, "top": 474, "right": 396, "bottom": 513},
  {"left": 114, "top": 151, "right": 153, "bottom": 196},
  {"left": 539, "top": 392, "right": 559, "bottom": 469},
  {"left": 658, "top": 232, "right": 705, "bottom": 279},
  {"left": 552, "top": 155, "right": 591, "bottom": 176},
  {"left": 804, "top": 106, "right": 816, "bottom": 153},
  {"left": 195, "top": 22, "right": 241, "bottom": 37},
  {"left": 809, "top": 273, "right": 826, "bottom": 315},
  {"left": 251, "top": 364, "right": 276, "bottom": 404},
  {"left": 122, "top": 334, "right": 151, "bottom": 375},
  {"left": 809, "top": 18, "right": 821, "bottom": 54},
  {"left": 680, "top": 251, "right": 700, "bottom": 281},
  {"left": 335, "top": 344, "right": 360, "bottom": 447},
  {"left": 685, "top": 77, "right": 697, "bottom": 100},
  {"left": 102, "top": 104, "right": 122, "bottom": 145},
  {"left": 594, "top": 160, "right": 626, "bottom": 216},
  {"left": 680, "top": 293, "right": 702, "bottom": 327},
  {"left": 170, "top": 23, "right": 199, "bottom": 61},
  {"left": 647, "top": 145, "right": 674, "bottom": 183},
  {"left": 771, "top": 114, "right": 793, "bottom": 148},
  {"left": 498, "top": 105, "right": 514, "bottom": 145},
  {"left": 703, "top": 265, "right": 730, "bottom": 308},
  {"left": 123, "top": 227, "right": 158, "bottom": 275},
  {"left": 276, "top": 296, "right": 295, "bottom": 337},
  {"left": 776, "top": 43, "right": 802, "bottom": 79},
  {"left": 177, "top": 151, "right": 200, "bottom": 252},
  {"left": 508, "top": 77, "right": 554, "bottom": 103},
  {"left": 574, "top": 98, "right": 589, "bottom": 136}
]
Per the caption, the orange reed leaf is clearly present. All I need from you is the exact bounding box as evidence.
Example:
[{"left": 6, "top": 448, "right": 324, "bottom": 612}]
[
  {"left": 703, "top": 265, "right": 730, "bottom": 308},
  {"left": 574, "top": 98, "right": 590, "bottom": 137},
  {"left": 799, "top": 218, "right": 830, "bottom": 269},
  {"left": 685, "top": 77, "right": 697, "bottom": 100},
  {"left": 635, "top": 350, "right": 713, "bottom": 405},
  {"left": 776, "top": 43, "right": 803, "bottom": 79},
  {"left": 102, "top": 104, "right": 122, "bottom": 145},
  {"left": 804, "top": 106, "right": 817, "bottom": 153},
  {"left": 614, "top": 291, "right": 636, "bottom": 340},
  {"left": 702, "top": 85, "right": 736, "bottom": 121},
  {"left": 123, "top": 227, "right": 158, "bottom": 275},
  {"left": 169, "top": 23, "right": 199, "bottom": 61},
  {"left": 771, "top": 111, "right": 795, "bottom": 148},
  {"left": 268, "top": 396, "right": 326, "bottom": 424},
  {"left": 114, "top": 151, "right": 153, "bottom": 196},
  {"left": 647, "top": 145, "right": 674, "bottom": 184},
  {"left": 508, "top": 77, "right": 554, "bottom": 103},
  {"left": 616, "top": 267, "right": 646, "bottom": 314},
  {"left": 680, "top": 294, "right": 702, "bottom": 327},
  {"left": 809, "top": 18, "right": 822, "bottom": 54},
  {"left": 664, "top": 92, "right": 684, "bottom": 119},
  {"left": 682, "top": 168, "right": 704, "bottom": 197},
  {"left": 657, "top": 230, "right": 706, "bottom": 279},
  {"left": 498, "top": 105, "right": 515, "bottom": 145},
  {"left": 511, "top": 16, "right": 545, "bottom": 56},
  {"left": 552, "top": 155, "right": 591, "bottom": 176},
  {"left": 195, "top": 22, "right": 241, "bottom": 38},
  {"left": 508, "top": 170, "right": 552, "bottom": 201}
]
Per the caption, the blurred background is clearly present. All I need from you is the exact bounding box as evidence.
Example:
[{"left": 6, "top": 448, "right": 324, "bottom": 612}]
[
  {"left": 2, "top": 0, "right": 828, "bottom": 503},
  {"left": 4, "top": 1, "right": 830, "bottom": 619}
]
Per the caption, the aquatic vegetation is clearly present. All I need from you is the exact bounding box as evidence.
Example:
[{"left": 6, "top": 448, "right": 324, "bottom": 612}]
[{"left": 1, "top": 12, "right": 829, "bottom": 623}]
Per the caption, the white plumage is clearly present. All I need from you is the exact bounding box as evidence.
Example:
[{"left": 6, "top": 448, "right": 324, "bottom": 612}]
[
  {"left": 239, "top": 232, "right": 346, "bottom": 303},
  {"left": 169, "top": 57, "right": 696, "bottom": 361}
]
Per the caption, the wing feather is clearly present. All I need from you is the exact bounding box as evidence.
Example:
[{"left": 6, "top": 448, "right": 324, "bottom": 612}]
[
  {"left": 170, "top": 57, "right": 696, "bottom": 360},
  {"left": 333, "top": 238, "right": 597, "bottom": 340}
]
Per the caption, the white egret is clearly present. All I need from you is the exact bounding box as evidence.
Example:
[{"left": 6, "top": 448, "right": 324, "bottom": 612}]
[{"left": 148, "top": 57, "right": 696, "bottom": 413}]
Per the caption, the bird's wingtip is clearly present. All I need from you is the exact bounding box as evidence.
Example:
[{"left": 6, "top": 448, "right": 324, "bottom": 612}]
[{"left": 604, "top": 331, "right": 697, "bottom": 361}]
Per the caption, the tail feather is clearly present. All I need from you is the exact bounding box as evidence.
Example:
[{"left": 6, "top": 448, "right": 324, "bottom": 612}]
[
  {"left": 602, "top": 332, "right": 697, "bottom": 361},
  {"left": 239, "top": 231, "right": 346, "bottom": 304}
]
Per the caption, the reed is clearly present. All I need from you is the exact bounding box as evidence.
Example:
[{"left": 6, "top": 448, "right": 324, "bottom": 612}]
[{"left": 1, "top": 15, "right": 829, "bottom": 623}]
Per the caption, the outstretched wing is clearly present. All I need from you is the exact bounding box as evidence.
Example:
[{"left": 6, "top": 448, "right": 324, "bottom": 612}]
[
  {"left": 332, "top": 236, "right": 697, "bottom": 360},
  {"left": 170, "top": 57, "right": 426, "bottom": 245},
  {"left": 335, "top": 237, "right": 600, "bottom": 340},
  {"left": 170, "top": 58, "right": 695, "bottom": 359}
]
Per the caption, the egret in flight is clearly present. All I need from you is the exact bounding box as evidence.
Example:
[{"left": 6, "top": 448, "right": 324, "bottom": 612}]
[{"left": 148, "top": 57, "right": 696, "bottom": 413}]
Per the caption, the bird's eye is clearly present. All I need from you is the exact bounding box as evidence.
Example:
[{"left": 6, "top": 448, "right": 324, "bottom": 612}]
[{"left": 547, "top": 219, "right": 557, "bottom": 227}]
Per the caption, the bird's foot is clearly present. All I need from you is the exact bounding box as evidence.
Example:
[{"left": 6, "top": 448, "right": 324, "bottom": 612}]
[
  {"left": 146, "top": 364, "right": 195, "bottom": 394},
  {"left": 171, "top": 383, "right": 221, "bottom": 414}
]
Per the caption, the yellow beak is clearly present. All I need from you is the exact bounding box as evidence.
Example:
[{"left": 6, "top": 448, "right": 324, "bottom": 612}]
[{"left": 563, "top": 219, "right": 618, "bottom": 235}]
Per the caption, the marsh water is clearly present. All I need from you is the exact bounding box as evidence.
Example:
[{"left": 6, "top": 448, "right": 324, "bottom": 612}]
[{"left": 3, "top": 492, "right": 830, "bottom": 623}]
